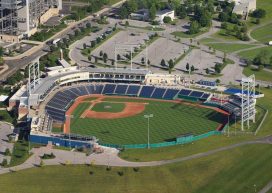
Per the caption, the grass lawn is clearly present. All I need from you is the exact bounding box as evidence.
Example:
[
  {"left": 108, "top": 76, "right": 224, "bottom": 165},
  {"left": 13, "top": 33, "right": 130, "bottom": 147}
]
[
  {"left": 243, "top": 66, "right": 272, "bottom": 82},
  {"left": 83, "top": 97, "right": 98, "bottom": 101},
  {"left": 0, "top": 144, "right": 272, "bottom": 193},
  {"left": 171, "top": 28, "right": 208, "bottom": 38},
  {"left": 0, "top": 110, "right": 14, "bottom": 123},
  {"left": 70, "top": 98, "right": 227, "bottom": 145},
  {"left": 8, "top": 141, "right": 31, "bottom": 167},
  {"left": 238, "top": 46, "right": 272, "bottom": 60},
  {"left": 204, "top": 43, "right": 258, "bottom": 53},
  {"left": 92, "top": 102, "right": 125, "bottom": 113},
  {"left": 251, "top": 23, "right": 272, "bottom": 44}
]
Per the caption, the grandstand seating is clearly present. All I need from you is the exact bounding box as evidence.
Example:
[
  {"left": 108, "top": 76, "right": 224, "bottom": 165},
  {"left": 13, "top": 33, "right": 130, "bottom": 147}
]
[
  {"left": 139, "top": 86, "right": 155, "bottom": 98},
  {"left": 179, "top": 89, "right": 192, "bottom": 96},
  {"left": 198, "top": 80, "right": 216, "bottom": 87},
  {"left": 126, "top": 85, "right": 141, "bottom": 95},
  {"left": 102, "top": 84, "right": 116, "bottom": 94},
  {"left": 201, "top": 93, "right": 210, "bottom": 100},
  {"left": 189, "top": 91, "right": 204, "bottom": 98},
  {"left": 163, "top": 89, "right": 179, "bottom": 100},
  {"left": 151, "top": 88, "right": 166, "bottom": 99},
  {"left": 76, "top": 86, "right": 89, "bottom": 96},
  {"left": 114, "top": 84, "right": 128, "bottom": 95}
]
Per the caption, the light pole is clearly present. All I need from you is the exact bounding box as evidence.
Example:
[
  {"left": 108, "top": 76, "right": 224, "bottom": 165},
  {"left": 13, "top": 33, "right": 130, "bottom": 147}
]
[
  {"left": 144, "top": 114, "right": 153, "bottom": 149},
  {"left": 65, "top": 114, "right": 74, "bottom": 149}
]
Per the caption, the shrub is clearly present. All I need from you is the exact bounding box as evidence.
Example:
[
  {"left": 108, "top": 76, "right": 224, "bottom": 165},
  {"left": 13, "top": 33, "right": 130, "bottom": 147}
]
[
  {"left": 133, "top": 167, "right": 140, "bottom": 172},
  {"left": 117, "top": 171, "right": 124, "bottom": 176}
]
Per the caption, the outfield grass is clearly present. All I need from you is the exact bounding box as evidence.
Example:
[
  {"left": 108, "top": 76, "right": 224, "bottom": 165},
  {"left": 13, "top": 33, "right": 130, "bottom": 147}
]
[
  {"left": 0, "top": 144, "right": 272, "bottom": 193},
  {"left": 251, "top": 23, "right": 272, "bottom": 44},
  {"left": 92, "top": 102, "right": 125, "bottom": 113},
  {"left": 204, "top": 43, "right": 257, "bottom": 53},
  {"left": 70, "top": 98, "right": 226, "bottom": 145}
]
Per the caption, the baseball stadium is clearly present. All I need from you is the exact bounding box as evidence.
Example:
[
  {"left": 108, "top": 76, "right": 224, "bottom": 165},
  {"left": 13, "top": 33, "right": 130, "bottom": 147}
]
[{"left": 8, "top": 62, "right": 260, "bottom": 149}]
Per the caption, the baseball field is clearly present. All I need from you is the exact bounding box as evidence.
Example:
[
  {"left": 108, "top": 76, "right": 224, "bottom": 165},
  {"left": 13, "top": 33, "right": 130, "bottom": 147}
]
[{"left": 64, "top": 95, "right": 228, "bottom": 145}]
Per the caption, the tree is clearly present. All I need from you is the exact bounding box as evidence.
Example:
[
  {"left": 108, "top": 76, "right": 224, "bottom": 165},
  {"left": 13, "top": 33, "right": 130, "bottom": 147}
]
[
  {"left": 205, "top": 68, "right": 209, "bottom": 74},
  {"left": 190, "top": 65, "right": 195, "bottom": 72},
  {"left": 214, "top": 64, "right": 221, "bottom": 74},
  {"left": 125, "top": 20, "right": 129, "bottom": 28},
  {"left": 4, "top": 148, "right": 11, "bottom": 156},
  {"left": 253, "top": 50, "right": 270, "bottom": 66},
  {"left": 74, "top": 29, "right": 80, "bottom": 37},
  {"left": 86, "top": 22, "right": 91, "bottom": 28},
  {"left": 99, "top": 51, "right": 103, "bottom": 57},
  {"left": 188, "top": 21, "right": 200, "bottom": 34},
  {"left": 218, "top": 12, "right": 229, "bottom": 22},
  {"left": 111, "top": 60, "right": 115, "bottom": 66},
  {"left": 40, "top": 160, "right": 44, "bottom": 167},
  {"left": 168, "top": 59, "right": 174, "bottom": 74},
  {"left": 149, "top": 4, "right": 157, "bottom": 21},
  {"left": 160, "top": 59, "right": 166, "bottom": 67},
  {"left": 186, "top": 63, "right": 190, "bottom": 71},
  {"left": 147, "top": 60, "right": 151, "bottom": 65},
  {"left": 163, "top": 16, "right": 172, "bottom": 24},
  {"left": 141, "top": 57, "right": 145, "bottom": 64},
  {"left": 252, "top": 9, "right": 266, "bottom": 18},
  {"left": 83, "top": 43, "right": 87, "bottom": 49},
  {"left": 258, "top": 65, "right": 264, "bottom": 71},
  {"left": 88, "top": 56, "right": 92, "bottom": 62},
  {"left": 1, "top": 159, "right": 7, "bottom": 167},
  {"left": 117, "top": 54, "right": 121, "bottom": 61},
  {"left": 103, "top": 53, "right": 108, "bottom": 63}
]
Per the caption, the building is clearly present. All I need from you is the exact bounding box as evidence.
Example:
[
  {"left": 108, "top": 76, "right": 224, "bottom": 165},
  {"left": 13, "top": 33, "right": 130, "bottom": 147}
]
[
  {"left": 0, "top": 0, "right": 62, "bottom": 43},
  {"left": 155, "top": 9, "right": 175, "bottom": 24},
  {"left": 231, "top": 0, "right": 256, "bottom": 19},
  {"left": 130, "top": 9, "right": 149, "bottom": 21}
]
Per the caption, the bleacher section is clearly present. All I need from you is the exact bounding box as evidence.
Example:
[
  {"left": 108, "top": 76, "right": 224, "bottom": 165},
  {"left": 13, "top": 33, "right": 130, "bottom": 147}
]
[
  {"left": 102, "top": 84, "right": 116, "bottom": 94},
  {"left": 163, "top": 89, "right": 179, "bottom": 100},
  {"left": 46, "top": 84, "right": 212, "bottom": 122},
  {"left": 151, "top": 88, "right": 166, "bottom": 99},
  {"left": 139, "top": 86, "right": 155, "bottom": 98},
  {"left": 114, "top": 84, "right": 128, "bottom": 95},
  {"left": 126, "top": 85, "right": 140, "bottom": 96}
]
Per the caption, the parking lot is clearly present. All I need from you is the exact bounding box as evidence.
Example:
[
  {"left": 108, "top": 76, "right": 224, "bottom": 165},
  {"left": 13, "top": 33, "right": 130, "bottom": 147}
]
[
  {"left": 175, "top": 48, "right": 223, "bottom": 74},
  {"left": 92, "top": 30, "right": 149, "bottom": 60},
  {"left": 134, "top": 37, "right": 189, "bottom": 67},
  {"left": 0, "top": 123, "right": 14, "bottom": 166}
]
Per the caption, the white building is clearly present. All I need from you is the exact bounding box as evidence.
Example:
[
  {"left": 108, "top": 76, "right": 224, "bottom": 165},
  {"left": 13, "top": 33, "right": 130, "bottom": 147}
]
[
  {"left": 155, "top": 9, "right": 175, "bottom": 24},
  {"left": 231, "top": 0, "right": 256, "bottom": 19}
]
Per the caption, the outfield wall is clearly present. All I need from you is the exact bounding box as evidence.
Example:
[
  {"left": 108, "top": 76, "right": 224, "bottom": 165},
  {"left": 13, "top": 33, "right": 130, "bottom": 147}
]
[
  {"left": 101, "top": 129, "right": 226, "bottom": 149},
  {"left": 30, "top": 134, "right": 93, "bottom": 148}
]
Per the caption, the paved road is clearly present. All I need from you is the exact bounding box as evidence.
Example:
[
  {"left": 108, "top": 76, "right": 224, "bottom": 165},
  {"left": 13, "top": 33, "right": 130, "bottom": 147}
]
[
  {"left": 259, "top": 180, "right": 272, "bottom": 193},
  {"left": 1, "top": 0, "right": 127, "bottom": 81}
]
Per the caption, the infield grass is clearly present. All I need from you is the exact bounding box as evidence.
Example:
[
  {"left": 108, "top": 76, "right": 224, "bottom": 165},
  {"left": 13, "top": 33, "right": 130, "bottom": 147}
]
[
  {"left": 69, "top": 97, "right": 226, "bottom": 145},
  {"left": 92, "top": 102, "right": 125, "bottom": 113}
]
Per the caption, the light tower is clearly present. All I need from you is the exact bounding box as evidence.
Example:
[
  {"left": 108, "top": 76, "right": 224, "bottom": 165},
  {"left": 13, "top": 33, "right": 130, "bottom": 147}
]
[{"left": 241, "top": 74, "right": 256, "bottom": 131}]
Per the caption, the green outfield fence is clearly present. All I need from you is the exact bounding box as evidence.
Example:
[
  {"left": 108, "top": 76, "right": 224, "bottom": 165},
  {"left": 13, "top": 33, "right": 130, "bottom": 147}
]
[{"left": 100, "top": 128, "right": 228, "bottom": 149}]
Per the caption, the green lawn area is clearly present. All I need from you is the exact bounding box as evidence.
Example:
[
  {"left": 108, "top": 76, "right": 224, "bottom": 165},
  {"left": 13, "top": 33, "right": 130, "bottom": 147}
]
[
  {"left": 83, "top": 97, "right": 97, "bottom": 101},
  {"left": 70, "top": 98, "right": 226, "bottom": 145},
  {"left": 204, "top": 43, "right": 257, "bottom": 53},
  {"left": 8, "top": 141, "right": 31, "bottom": 167},
  {"left": 0, "top": 144, "right": 272, "bottom": 193},
  {"left": 171, "top": 28, "right": 208, "bottom": 38},
  {"left": 251, "top": 23, "right": 272, "bottom": 43},
  {"left": 243, "top": 66, "right": 272, "bottom": 82},
  {"left": 238, "top": 46, "right": 272, "bottom": 60},
  {"left": 92, "top": 102, "right": 125, "bottom": 113},
  {"left": 0, "top": 110, "right": 14, "bottom": 123}
]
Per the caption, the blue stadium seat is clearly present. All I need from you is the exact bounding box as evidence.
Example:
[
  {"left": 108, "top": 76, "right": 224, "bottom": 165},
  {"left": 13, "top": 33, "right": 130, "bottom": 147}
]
[
  {"left": 93, "top": 85, "right": 104, "bottom": 94},
  {"left": 139, "top": 86, "right": 155, "bottom": 98},
  {"left": 151, "top": 88, "right": 166, "bottom": 99},
  {"left": 179, "top": 89, "right": 192, "bottom": 96},
  {"left": 163, "top": 89, "right": 179, "bottom": 100},
  {"left": 102, "top": 84, "right": 116, "bottom": 94},
  {"left": 115, "top": 84, "right": 128, "bottom": 95},
  {"left": 189, "top": 91, "right": 204, "bottom": 98},
  {"left": 201, "top": 93, "right": 210, "bottom": 100},
  {"left": 126, "top": 85, "right": 141, "bottom": 95},
  {"left": 76, "top": 86, "right": 89, "bottom": 96}
]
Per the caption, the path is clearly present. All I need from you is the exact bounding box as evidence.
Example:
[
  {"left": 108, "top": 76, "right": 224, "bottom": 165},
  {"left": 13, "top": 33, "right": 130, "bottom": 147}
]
[
  {"left": 248, "top": 21, "right": 272, "bottom": 43},
  {"left": 0, "top": 135, "right": 271, "bottom": 176},
  {"left": 259, "top": 180, "right": 272, "bottom": 193}
]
